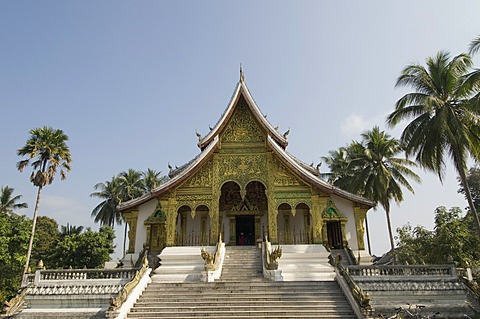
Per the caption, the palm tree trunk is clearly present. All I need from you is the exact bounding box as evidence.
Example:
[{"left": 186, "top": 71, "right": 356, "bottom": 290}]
[
  {"left": 365, "top": 215, "right": 372, "bottom": 256},
  {"left": 456, "top": 164, "right": 480, "bottom": 236},
  {"left": 22, "top": 186, "right": 42, "bottom": 285},
  {"left": 385, "top": 208, "right": 395, "bottom": 252},
  {"left": 123, "top": 221, "right": 128, "bottom": 257}
]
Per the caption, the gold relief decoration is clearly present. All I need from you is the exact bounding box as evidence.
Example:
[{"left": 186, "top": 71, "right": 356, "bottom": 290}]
[
  {"left": 218, "top": 154, "right": 266, "bottom": 185},
  {"left": 353, "top": 206, "right": 368, "bottom": 250},
  {"left": 175, "top": 194, "right": 212, "bottom": 219},
  {"left": 272, "top": 156, "right": 305, "bottom": 187},
  {"left": 125, "top": 210, "right": 138, "bottom": 253},
  {"left": 322, "top": 199, "right": 347, "bottom": 220},
  {"left": 221, "top": 100, "right": 265, "bottom": 144},
  {"left": 182, "top": 159, "right": 213, "bottom": 188}
]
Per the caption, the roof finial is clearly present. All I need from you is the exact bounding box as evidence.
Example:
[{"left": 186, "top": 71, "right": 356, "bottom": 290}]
[{"left": 240, "top": 63, "right": 245, "bottom": 83}]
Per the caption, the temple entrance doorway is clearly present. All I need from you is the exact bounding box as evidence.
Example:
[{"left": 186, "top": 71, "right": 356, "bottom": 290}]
[
  {"left": 236, "top": 215, "right": 254, "bottom": 245},
  {"left": 327, "top": 221, "right": 343, "bottom": 249}
]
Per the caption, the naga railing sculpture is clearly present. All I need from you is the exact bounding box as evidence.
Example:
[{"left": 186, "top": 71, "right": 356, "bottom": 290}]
[
  {"left": 263, "top": 234, "right": 282, "bottom": 270},
  {"left": 2, "top": 286, "right": 29, "bottom": 317},
  {"left": 108, "top": 256, "right": 150, "bottom": 315},
  {"left": 201, "top": 233, "right": 223, "bottom": 272},
  {"left": 335, "top": 261, "right": 373, "bottom": 317}
]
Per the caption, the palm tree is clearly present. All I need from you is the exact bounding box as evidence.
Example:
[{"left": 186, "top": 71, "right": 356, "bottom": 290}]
[
  {"left": 353, "top": 127, "right": 420, "bottom": 252},
  {"left": 119, "top": 169, "right": 144, "bottom": 201},
  {"left": 387, "top": 51, "right": 480, "bottom": 236},
  {"left": 60, "top": 223, "right": 84, "bottom": 236},
  {"left": 142, "top": 168, "right": 163, "bottom": 193},
  {"left": 17, "top": 126, "right": 71, "bottom": 279},
  {"left": 0, "top": 186, "right": 28, "bottom": 216},
  {"left": 90, "top": 176, "right": 123, "bottom": 227},
  {"left": 469, "top": 35, "right": 480, "bottom": 55},
  {"left": 323, "top": 127, "right": 420, "bottom": 252}
]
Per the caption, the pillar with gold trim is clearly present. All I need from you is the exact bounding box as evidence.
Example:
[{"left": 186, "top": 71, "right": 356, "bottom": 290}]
[
  {"left": 124, "top": 210, "right": 138, "bottom": 254},
  {"left": 353, "top": 205, "right": 368, "bottom": 250}
]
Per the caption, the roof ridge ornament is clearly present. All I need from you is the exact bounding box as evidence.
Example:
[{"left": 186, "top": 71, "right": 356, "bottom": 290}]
[{"left": 240, "top": 64, "right": 245, "bottom": 83}]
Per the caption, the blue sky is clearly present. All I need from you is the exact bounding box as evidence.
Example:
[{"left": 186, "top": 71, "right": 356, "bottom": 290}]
[{"left": 1, "top": 1, "right": 480, "bottom": 258}]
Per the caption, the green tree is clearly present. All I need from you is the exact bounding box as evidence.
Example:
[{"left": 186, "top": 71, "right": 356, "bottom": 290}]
[
  {"left": 142, "top": 168, "right": 163, "bottom": 192},
  {"left": 17, "top": 127, "right": 71, "bottom": 278},
  {"left": 31, "top": 216, "right": 60, "bottom": 269},
  {"left": 119, "top": 169, "right": 144, "bottom": 201},
  {"left": 0, "top": 213, "right": 31, "bottom": 304},
  {"left": 387, "top": 51, "right": 480, "bottom": 236},
  {"left": 324, "top": 127, "right": 420, "bottom": 252},
  {"left": 458, "top": 166, "right": 480, "bottom": 211},
  {"left": 51, "top": 226, "right": 115, "bottom": 269},
  {"left": 0, "top": 186, "right": 28, "bottom": 216},
  {"left": 90, "top": 176, "right": 123, "bottom": 227},
  {"left": 396, "top": 206, "right": 480, "bottom": 267}
]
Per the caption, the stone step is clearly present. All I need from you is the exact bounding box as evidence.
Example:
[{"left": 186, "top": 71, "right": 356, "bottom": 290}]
[
  {"left": 134, "top": 300, "right": 349, "bottom": 307},
  {"left": 128, "top": 306, "right": 353, "bottom": 319}
]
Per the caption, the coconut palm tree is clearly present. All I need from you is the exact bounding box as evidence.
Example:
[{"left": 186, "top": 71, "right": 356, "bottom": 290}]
[
  {"left": 323, "top": 127, "right": 420, "bottom": 253},
  {"left": 17, "top": 126, "right": 71, "bottom": 279},
  {"left": 142, "top": 168, "right": 163, "bottom": 193},
  {"left": 353, "top": 127, "right": 420, "bottom": 252},
  {"left": 60, "top": 223, "right": 84, "bottom": 237},
  {"left": 118, "top": 169, "right": 144, "bottom": 201},
  {"left": 0, "top": 186, "right": 28, "bottom": 216},
  {"left": 90, "top": 176, "right": 123, "bottom": 227},
  {"left": 469, "top": 35, "right": 480, "bottom": 55},
  {"left": 387, "top": 51, "right": 480, "bottom": 236}
]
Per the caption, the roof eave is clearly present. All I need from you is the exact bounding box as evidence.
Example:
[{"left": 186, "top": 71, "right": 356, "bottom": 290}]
[
  {"left": 118, "top": 136, "right": 220, "bottom": 212},
  {"left": 267, "top": 135, "right": 375, "bottom": 207}
]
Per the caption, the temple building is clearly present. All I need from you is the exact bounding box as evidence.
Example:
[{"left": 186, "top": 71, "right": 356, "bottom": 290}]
[{"left": 118, "top": 73, "right": 375, "bottom": 261}]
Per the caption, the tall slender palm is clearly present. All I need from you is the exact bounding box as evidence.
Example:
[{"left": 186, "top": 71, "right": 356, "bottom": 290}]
[
  {"left": 0, "top": 186, "right": 28, "bottom": 216},
  {"left": 17, "top": 126, "right": 71, "bottom": 278},
  {"left": 353, "top": 127, "right": 420, "bottom": 252},
  {"left": 323, "top": 127, "right": 420, "bottom": 252},
  {"left": 90, "top": 176, "right": 123, "bottom": 227},
  {"left": 387, "top": 51, "right": 480, "bottom": 235}
]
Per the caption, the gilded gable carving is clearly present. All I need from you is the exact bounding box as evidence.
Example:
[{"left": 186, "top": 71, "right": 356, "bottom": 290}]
[
  {"left": 182, "top": 159, "right": 213, "bottom": 188},
  {"left": 218, "top": 154, "right": 266, "bottom": 185},
  {"left": 272, "top": 156, "right": 305, "bottom": 186},
  {"left": 221, "top": 100, "right": 265, "bottom": 144}
]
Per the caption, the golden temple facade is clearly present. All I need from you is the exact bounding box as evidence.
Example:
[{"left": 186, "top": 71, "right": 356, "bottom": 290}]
[{"left": 118, "top": 75, "right": 374, "bottom": 258}]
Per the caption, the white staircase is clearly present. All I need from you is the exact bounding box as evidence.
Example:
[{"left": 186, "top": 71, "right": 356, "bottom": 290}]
[
  {"left": 127, "top": 246, "right": 356, "bottom": 318},
  {"left": 277, "top": 245, "right": 336, "bottom": 281}
]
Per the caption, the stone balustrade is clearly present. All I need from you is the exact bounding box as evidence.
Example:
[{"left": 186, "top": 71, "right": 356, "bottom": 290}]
[
  {"left": 347, "top": 264, "right": 456, "bottom": 278},
  {"left": 32, "top": 268, "right": 139, "bottom": 287}
]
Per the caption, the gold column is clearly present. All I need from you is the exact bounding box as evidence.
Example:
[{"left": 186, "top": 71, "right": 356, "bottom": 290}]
[
  {"left": 267, "top": 198, "right": 278, "bottom": 244},
  {"left": 353, "top": 205, "right": 368, "bottom": 250},
  {"left": 254, "top": 215, "right": 261, "bottom": 242},
  {"left": 341, "top": 220, "right": 348, "bottom": 247},
  {"left": 210, "top": 153, "right": 220, "bottom": 244},
  {"left": 311, "top": 196, "right": 327, "bottom": 244},
  {"left": 124, "top": 210, "right": 138, "bottom": 254},
  {"left": 201, "top": 213, "right": 207, "bottom": 245},
  {"left": 303, "top": 211, "right": 311, "bottom": 243},
  {"left": 230, "top": 216, "right": 236, "bottom": 245},
  {"left": 165, "top": 197, "right": 177, "bottom": 247}
]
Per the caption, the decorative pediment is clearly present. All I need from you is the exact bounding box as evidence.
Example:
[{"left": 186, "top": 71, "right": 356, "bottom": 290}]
[
  {"left": 322, "top": 199, "right": 347, "bottom": 220},
  {"left": 221, "top": 97, "right": 265, "bottom": 144},
  {"left": 218, "top": 154, "right": 267, "bottom": 186},
  {"left": 272, "top": 156, "right": 306, "bottom": 187},
  {"left": 182, "top": 159, "right": 213, "bottom": 188}
]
